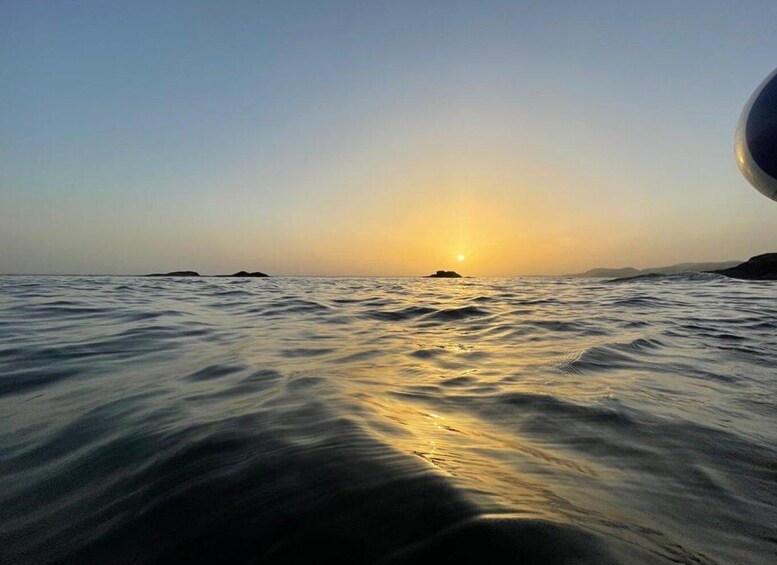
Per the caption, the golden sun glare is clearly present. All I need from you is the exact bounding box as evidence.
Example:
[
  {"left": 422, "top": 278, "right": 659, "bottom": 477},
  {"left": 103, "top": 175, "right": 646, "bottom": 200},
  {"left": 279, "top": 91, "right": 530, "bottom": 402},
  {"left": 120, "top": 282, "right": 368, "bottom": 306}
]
[{"left": 457, "top": 254, "right": 465, "bottom": 262}]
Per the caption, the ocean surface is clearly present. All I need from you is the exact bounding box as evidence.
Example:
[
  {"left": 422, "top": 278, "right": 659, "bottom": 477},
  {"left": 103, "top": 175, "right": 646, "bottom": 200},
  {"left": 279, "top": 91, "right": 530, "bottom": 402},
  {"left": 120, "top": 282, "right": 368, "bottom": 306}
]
[{"left": 1, "top": 274, "right": 775, "bottom": 564}]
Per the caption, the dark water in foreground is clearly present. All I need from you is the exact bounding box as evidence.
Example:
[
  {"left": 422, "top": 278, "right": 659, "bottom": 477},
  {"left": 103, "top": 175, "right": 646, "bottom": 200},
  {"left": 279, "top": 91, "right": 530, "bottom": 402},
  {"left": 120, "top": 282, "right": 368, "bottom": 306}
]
[{"left": 1, "top": 275, "right": 775, "bottom": 564}]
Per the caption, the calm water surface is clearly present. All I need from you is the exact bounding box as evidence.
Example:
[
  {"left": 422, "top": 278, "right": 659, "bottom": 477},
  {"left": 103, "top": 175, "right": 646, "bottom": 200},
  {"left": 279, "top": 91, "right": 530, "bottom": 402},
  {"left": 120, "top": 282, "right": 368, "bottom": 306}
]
[{"left": 0, "top": 275, "right": 775, "bottom": 564}]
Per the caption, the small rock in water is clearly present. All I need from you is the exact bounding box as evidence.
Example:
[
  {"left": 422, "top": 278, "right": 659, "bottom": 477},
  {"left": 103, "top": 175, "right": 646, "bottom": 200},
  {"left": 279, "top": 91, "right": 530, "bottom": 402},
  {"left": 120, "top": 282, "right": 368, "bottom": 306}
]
[{"left": 428, "top": 270, "right": 462, "bottom": 278}]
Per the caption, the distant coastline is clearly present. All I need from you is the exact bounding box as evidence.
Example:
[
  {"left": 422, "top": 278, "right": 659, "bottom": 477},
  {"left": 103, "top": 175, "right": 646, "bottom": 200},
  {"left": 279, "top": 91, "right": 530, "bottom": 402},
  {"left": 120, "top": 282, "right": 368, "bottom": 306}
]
[
  {"left": 567, "top": 255, "right": 777, "bottom": 281},
  {"left": 564, "top": 260, "right": 741, "bottom": 278}
]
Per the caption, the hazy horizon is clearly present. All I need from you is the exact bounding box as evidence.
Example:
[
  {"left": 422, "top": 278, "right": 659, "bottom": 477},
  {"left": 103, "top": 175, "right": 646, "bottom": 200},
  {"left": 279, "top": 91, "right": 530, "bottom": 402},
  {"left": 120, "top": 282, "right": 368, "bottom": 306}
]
[
  {"left": 3, "top": 1, "right": 777, "bottom": 276},
  {"left": 0, "top": 255, "right": 748, "bottom": 277}
]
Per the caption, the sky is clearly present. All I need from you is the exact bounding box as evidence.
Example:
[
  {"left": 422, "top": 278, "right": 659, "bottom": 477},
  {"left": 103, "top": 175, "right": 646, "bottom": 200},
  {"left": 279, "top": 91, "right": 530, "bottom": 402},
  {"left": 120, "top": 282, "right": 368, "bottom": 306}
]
[{"left": 2, "top": 0, "right": 777, "bottom": 276}]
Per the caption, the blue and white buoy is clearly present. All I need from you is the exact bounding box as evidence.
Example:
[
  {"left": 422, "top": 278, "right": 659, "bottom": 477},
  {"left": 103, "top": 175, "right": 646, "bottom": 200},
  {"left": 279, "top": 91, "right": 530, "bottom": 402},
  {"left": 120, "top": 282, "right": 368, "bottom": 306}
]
[{"left": 736, "top": 69, "right": 777, "bottom": 202}]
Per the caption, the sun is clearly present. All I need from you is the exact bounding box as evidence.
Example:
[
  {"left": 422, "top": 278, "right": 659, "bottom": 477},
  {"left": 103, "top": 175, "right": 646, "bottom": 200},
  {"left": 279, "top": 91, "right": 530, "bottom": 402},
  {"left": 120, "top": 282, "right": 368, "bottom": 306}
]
[{"left": 457, "top": 254, "right": 465, "bottom": 262}]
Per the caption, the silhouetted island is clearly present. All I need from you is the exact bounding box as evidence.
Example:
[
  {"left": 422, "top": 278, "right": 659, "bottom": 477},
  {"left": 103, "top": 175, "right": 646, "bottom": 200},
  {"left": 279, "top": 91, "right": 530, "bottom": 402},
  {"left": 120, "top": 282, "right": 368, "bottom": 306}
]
[
  {"left": 428, "top": 270, "right": 462, "bottom": 278},
  {"left": 145, "top": 270, "right": 269, "bottom": 277},
  {"left": 224, "top": 271, "right": 268, "bottom": 277},
  {"left": 146, "top": 271, "right": 200, "bottom": 277},
  {"left": 712, "top": 253, "right": 777, "bottom": 280}
]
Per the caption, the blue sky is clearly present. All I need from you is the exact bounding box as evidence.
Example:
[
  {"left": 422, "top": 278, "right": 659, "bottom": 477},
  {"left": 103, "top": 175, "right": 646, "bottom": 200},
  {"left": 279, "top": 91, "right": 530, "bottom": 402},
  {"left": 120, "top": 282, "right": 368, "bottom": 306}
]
[{"left": 2, "top": 1, "right": 777, "bottom": 274}]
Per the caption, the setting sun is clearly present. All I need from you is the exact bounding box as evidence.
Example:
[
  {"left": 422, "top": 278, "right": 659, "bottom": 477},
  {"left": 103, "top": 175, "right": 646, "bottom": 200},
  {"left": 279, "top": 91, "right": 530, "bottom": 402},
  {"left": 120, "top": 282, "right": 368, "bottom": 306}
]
[{"left": 457, "top": 254, "right": 465, "bottom": 262}]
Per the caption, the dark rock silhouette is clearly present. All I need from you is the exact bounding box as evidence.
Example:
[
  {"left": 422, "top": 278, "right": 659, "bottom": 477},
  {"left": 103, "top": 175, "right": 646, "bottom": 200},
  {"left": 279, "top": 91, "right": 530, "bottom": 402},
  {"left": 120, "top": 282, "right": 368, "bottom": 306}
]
[
  {"left": 226, "top": 271, "right": 268, "bottom": 277},
  {"left": 712, "top": 253, "right": 777, "bottom": 280},
  {"left": 146, "top": 271, "right": 200, "bottom": 277},
  {"left": 145, "top": 270, "right": 269, "bottom": 277},
  {"left": 428, "top": 270, "right": 462, "bottom": 278}
]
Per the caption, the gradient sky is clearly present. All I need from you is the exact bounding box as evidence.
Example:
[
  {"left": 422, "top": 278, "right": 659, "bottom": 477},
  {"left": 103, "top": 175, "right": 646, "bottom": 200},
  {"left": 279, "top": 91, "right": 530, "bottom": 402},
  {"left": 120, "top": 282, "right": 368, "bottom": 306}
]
[{"left": 2, "top": 0, "right": 777, "bottom": 275}]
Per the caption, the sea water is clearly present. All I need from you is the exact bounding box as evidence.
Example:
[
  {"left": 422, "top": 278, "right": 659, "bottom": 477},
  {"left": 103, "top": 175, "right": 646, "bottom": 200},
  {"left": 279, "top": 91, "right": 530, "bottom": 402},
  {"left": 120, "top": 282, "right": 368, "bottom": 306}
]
[{"left": 1, "top": 275, "right": 775, "bottom": 564}]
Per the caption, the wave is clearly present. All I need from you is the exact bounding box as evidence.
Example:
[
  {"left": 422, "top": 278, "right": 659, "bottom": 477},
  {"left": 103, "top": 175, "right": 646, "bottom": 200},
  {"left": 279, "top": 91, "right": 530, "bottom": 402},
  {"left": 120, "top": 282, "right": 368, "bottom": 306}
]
[
  {"left": 607, "top": 271, "right": 728, "bottom": 283},
  {"left": 366, "top": 305, "right": 437, "bottom": 321},
  {"left": 425, "top": 305, "right": 491, "bottom": 321}
]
